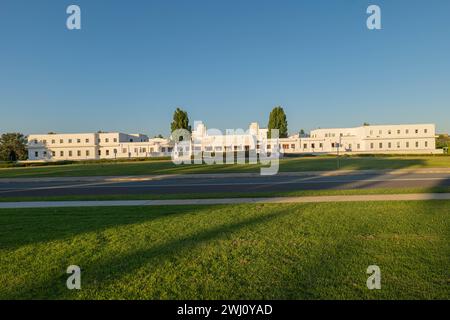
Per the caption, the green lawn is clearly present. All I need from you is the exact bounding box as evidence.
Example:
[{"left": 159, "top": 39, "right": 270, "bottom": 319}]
[
  {"left": 0, "top": 156, "right": 449, "bottom": 178},
  {"left": 1, "top": 201, "right": 448, "bottom": 299},
  {"left": 1, "top": 186, "right": 450, "bottom": 202}
]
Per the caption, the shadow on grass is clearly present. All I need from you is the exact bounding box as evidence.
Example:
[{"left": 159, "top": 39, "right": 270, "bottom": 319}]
[
  {"left": 1, "top": 156, "right": 445, "bottom": 179},
  {"left": 4, "top": 206, "right": 293, "bottom": 299},
  {"left": 0, "top": 205, "right": 207, "bottom": 250}
]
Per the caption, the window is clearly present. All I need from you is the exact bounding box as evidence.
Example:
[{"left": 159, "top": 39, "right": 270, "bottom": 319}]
[
  {"left": 77, "top": 139, "right": 81, "bottom": 143},
  {"left": 311, "top": 143, "right": 315, "bottom": 149},
  {"left": 86, "top": 150, "right": 90, "bottom": 156},
  {"left": 406, "top": 142, "right": 410, "bottom": 148},
  {"left": 370, "top": 143, "right": 374, "bottom": 149},
  {"left": 415, "top": 129, "right": 419, "bottom": 134},
  {"left": 113, "top": 138, "right": 117, "bottom": 143},
  {"left": 106, "top": 150, "right": 110, "bottom": 156},
  {"left": 52, "top": 139, "right": 55, "bottom": 144},
  {"left": 60, "top": 151, "right": 64, "bottom": 156},
  {"left": 331, "top": 143, "right": 335, "bottom": 148},
  {"left": 60, "top": 139, "right": 63, "bottom": 143},
  {"left": 34, "top": 139, "right": 38, "bottom": 144},
  {"left": 379, "top": 143, "right": 383, "bottom": 149},
  {"left": 424, "top": 129, "right": 428, "bottom": 134},
  {"left": 283, "top": 144, "right": 289, "bottom": 149},
  {"left": 291, "top": 144, "right": 295, "bottom": 149},
  {"left": 397, "top": 130, "right": 400, "bottom": 134},
  {"left": 267, "top": 145, "right": 271, "bottom": 150},
  {"left": 105, "top": 138, "right": 109, "bottom": 143},
  {"left": 113, "top": 149, "right": 117, "bottom": 154},
  {"left": 357, "top": 144, "right": 360, "bottom": 149},
  {"left": 388, "top": 130, "right": 392, "bottom": 135},
  {"left": 98, "top": 150, "right": 101, "bottom": 156},
  {"left": 69, "top": 151, "right": 72, "bottom": 157},
  {"left": 349, "top": 144, "right": 352, "bottom": 149},
  {"left": 85, "top": 139, "right": 89, "bottom": 143},
  {"left": 77, "top": 150, "right": 81, "bottom": 156},
  {"left": 68, "top": 139, "right": 72, "bottom": 143},
  {"left": 122, "top": 148, "right": 127, "bottom": 153},
  {"left": 388, "top": 142, "right": 392, "bottom": 148},
  {"left": 319, "top": 143, "right": 323, "bottom": 148},
  {"left": 425, "top": 141, "right": 428, "bottom": 147},
  {"left": 43, "top": 140, "right": 47, "bottom": 144},
  {"left": 161, "top": 147, "right": 166, "bottom": 152},
  {"left": 415, "top": 141, "right": 419, "bottom": 148},
  {"left": 397, "top": 142, "right": 401, "bottom": 148},
  {"left": 43, "top": 151, "right": 47, "bottom": 156},
  {"left": 52, "top": 151, "right": 56, "bottom": 157},
  {"left": 303, "top": 144, "right": 307, "bottom": 149},
  {"left": 406, "top": 129, "right": 409, "bottom": 134},
  {"left": 134, "top": 148, "right": 138, "bottom": 153},
  {"left": 35, "top": 151, "right": 38, "bottom": 157}
]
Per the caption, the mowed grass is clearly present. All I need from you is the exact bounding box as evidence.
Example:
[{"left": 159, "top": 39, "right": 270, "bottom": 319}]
[
  {"left": 0, "top": 156, "right": 449, "bottom": 178},
  {"left": 0, "top": 201, "right": 448, "bottom": 299},
  {"left": 1, "top": 186, "right": 450, "bottom": 202}
]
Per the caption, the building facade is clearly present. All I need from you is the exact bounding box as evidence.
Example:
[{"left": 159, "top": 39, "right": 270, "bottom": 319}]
[
  {"left": 27, "top": 132, "right": 173, "bottom": 161},
  {"left": 27, "top": 122, "right": 442, "bottom": 161}
]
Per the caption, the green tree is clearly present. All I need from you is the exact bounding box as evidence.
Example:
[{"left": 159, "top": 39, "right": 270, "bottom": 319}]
[
  {"left": 436, "top": 134, "right": 450, "bottom": 149},
  {"left": 0, "top": 133, "right": 28, "bottom": 161},
  {"left": 154, "top": 134, "right": 164, "bottom": 139},
  {"left": 267, "top": 106, "right": 288, "bottom": 138},
  {"left": 170, "top": 108, "right": 191, "bottom": 142},
  {"left": 170, "top": 108, "right": 191, "bottom": 133},
  {"left": 299, "top": 129, "right": 305, "bottom": 136}
]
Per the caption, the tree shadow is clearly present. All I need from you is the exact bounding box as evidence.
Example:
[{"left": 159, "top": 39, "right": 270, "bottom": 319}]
[
  {"left": 4, "top": 206, "right": 293, "bottom": 299},
  {"left": 0, "top": 205, "right": 208, "bottom": 250}
]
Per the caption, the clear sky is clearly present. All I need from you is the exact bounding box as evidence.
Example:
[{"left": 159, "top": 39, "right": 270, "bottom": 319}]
[{"left": 1, "top": 0, "right": 449, "bottom": 136}]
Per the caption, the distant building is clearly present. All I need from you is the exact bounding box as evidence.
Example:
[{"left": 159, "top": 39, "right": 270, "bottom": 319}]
[
  {"left": 27, "top": 122, "right": 442, "bottom": 161},
  {"left": 183, "top": 122, "right": 441, "bottom": 156},
  {"left": 27, "top": 132, "right": 173, "bottom": 161}
]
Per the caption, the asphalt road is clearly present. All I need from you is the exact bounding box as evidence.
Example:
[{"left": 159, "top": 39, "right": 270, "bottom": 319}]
[{"left": 1, "top": 172, "right": 450, "bottom": 198}]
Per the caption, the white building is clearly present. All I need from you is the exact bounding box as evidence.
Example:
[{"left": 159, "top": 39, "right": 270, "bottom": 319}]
[
  {"left": 292, "top": 123, "right": 440, "bottom": 154},
  {"left": 27, "top": 132, "right": 173, "bottom": 161},
  {"left": 180, "top": 122, "right": 440, "bottom": 156},
  {"left": 27, "top": 122, "right": 442, "bottom": 161}
]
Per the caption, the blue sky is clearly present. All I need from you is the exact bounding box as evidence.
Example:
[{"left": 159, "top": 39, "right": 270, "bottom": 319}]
[{"left": 1, "top": 0, "right": 449, "bottom": 136}]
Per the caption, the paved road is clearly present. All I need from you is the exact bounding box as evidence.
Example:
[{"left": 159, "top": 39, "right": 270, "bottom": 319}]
[{"left": 1, "top": 171, "right": 449, "bottom": 198}]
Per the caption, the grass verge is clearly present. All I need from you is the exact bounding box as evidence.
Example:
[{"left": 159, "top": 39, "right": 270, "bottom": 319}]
[
  {"left": 0, "top": 155, "right": 449, "bottom": 178},
  {"left": 1, "top": 186, "right": 450, "bottom": 202}
]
